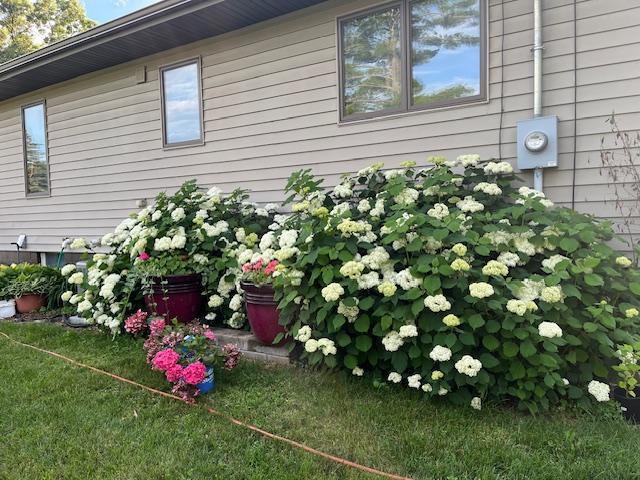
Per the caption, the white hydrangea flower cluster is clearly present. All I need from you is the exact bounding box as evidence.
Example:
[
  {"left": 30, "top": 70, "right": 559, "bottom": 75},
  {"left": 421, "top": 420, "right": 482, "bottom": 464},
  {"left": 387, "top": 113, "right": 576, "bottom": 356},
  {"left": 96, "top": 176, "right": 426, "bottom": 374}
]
[
  {"left": 540, "top": 286, "right": 563, "bottom": 304},
  {"left": 394, "top": 269, "right": 421, "bottom": 290},
  {"left": 407, "top": 374, "right": 422, "bottom": 389},
  {"left": 394, "top": 188, "right": 419, "bottom": 206},
  {"left": 497, "top": 252, "right": 521, "bottom": 267},
  {"left": 469, "top": 282, "right": 494, "bottom": 298},
  {"left": 399, "top": 324, "right": 418, "bottom": 338},
  {"left": 321, "top": 283, "right": 344, "bottom": 302},
  {"left": 538, "top": 321, "right": 563, "bottom": 338},
  {"left": 429, "top": 345, "right": 452, "bottom": 362},
  {"left": 506, "top": 299, "right": 538, "bottom": 316},
  {"left": 304, "top": 338, "right": 337, "bottom": 356},
  {"left": 587, "top": 380, "right": 610, "bottom": 402},
  {"left": 454, "top": 355, "right": 482, "bottom": 377},
  {"left": 473, "top": 182, "right": 502, "bottom": 196},
  {"left": 382, "top": 331, "right": 404, "bottom": 352},
  {"left": 482, "top": 260, "right": 508, "bottom": 277},
  {"left": 483, "top": 161, "right": 513, "bottom": 175},
  {"left": 456, "top": 196, "right": 484, "bottom": 213},
  {"left": 424, "top": 294, "right": 451, "bottom": 312},
  {"left": 542, "top": 254, "right": 569, "bottom": 271},
  {"left": 458, "top": 154, "right": 480, "bottom": 168},
  {"left": 339, "top": 261, "right": 364, "bottom": 279},
  {"left": 427, "top": 203, "right": 449, "bottom": 220}
]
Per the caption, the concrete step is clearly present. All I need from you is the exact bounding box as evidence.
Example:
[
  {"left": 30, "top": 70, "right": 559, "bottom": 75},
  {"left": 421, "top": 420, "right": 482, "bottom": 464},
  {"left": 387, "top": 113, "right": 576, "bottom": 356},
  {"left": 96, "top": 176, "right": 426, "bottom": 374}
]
[{"left": 212, "top": 327, "right": 290, "bottom": 365}]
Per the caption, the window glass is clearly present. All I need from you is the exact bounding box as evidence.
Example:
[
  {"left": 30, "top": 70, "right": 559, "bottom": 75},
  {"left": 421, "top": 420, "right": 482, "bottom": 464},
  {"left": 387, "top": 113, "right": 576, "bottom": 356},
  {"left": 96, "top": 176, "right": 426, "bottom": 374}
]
[
  {"left": 338, "top": 0, "right": 484, "bottom": 121},
  {"left": 22, "top": 103, "right": 49, "bottom": 195},
  {"left": 341, "top": 5, "right": 402, "bottom": 117},
  {"left": 410, "top": 0, "right": 481, "bottom": 106},
  {"left": 162, "top": 61, "right": 202, "bottom": 146}
]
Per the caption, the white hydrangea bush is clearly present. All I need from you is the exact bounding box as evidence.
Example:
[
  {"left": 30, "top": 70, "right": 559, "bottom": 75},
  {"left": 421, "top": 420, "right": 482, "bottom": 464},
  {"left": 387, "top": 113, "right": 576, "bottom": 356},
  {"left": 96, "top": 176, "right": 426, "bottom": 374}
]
[
  {"left": 59, "top": 180, "right": 276, "bottom": 333},
  {"left": 271, "top": 157, "right": 640, "bottom": 412}
]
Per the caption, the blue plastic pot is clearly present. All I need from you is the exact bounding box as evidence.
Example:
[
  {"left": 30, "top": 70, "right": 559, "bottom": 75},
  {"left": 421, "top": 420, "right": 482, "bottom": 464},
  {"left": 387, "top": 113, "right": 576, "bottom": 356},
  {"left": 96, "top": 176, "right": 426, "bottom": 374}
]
[{"left": 197, "top": 366, "right": 216, "bottom": 394}]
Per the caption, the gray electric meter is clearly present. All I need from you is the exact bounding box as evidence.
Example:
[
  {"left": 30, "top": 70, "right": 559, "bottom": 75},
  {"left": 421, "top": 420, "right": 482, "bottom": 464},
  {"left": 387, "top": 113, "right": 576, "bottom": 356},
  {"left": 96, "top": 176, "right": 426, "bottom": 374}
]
[{"left": 516, "top": 115, "right": 558, "bottom": 170}]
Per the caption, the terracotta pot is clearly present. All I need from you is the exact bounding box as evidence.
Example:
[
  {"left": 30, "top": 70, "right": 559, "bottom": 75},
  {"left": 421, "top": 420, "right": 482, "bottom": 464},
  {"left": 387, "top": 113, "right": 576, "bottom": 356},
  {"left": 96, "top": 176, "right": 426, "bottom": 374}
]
[
  {"left": 16, "top": 293, "right": 46, "bottom": 313},
  {"left": 144, "top": 274, "right": 202, "bottom": 323},
  {"left": 614, "top": 387, "right": 640, "bottom": 424},
  {"left": 241, "top": 282, "right": 286, "bottom": 345}
]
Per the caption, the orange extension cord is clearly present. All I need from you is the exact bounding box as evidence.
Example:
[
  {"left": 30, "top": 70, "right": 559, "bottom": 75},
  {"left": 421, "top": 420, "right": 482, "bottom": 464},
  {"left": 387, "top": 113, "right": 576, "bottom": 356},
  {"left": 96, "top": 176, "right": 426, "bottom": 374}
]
[{"left": 0, "top": 330, "right": 412, "bottom": 480}]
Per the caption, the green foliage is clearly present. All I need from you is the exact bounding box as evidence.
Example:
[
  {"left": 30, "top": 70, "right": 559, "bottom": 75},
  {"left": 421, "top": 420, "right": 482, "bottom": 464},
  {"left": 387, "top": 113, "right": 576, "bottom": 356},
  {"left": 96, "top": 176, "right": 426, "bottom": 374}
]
[
  {"left": 0, "top": 263, "right": 64, "bottom": 309},
  {"left": 0, "top": 0, "right": 96, "bottom": 63},
  {"left": 271, "top": 157, "right": 640, "bottom": 411}
]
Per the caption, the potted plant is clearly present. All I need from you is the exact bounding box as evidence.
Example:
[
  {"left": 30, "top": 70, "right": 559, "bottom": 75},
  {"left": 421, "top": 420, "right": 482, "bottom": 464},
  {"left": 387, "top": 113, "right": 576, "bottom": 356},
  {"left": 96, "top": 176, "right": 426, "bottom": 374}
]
[
  {"left": 240, "top": 257, "right": 286, "bottom": 345},
  {"left": 143, "top": 317, "right": 241, "bottom": 402},
  {"left": 613, "top": 341, "right": 640, "bottom": 423},
  {"left": 137, "top": 253, "right": 203, "bottom": 324},
  {"left": 4, "top": 264, "right": 64, "bottom": 314}
]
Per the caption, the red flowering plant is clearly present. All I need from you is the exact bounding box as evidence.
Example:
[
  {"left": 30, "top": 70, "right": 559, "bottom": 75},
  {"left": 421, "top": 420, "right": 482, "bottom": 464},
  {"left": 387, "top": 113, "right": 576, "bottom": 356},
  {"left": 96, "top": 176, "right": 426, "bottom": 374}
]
[
  {"left": 241, "top": 258, "right": 280, "bottom": 286},
  {"left": 143, "top": 317, "right": 241, "bottom": 402}
]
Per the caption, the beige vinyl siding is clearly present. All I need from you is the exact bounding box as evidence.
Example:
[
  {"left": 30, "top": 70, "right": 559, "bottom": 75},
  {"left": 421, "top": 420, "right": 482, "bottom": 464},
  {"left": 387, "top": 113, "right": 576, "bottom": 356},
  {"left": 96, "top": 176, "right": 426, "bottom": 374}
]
[{"left": 0, "top": 0, "right": 638, "bottom": 252}]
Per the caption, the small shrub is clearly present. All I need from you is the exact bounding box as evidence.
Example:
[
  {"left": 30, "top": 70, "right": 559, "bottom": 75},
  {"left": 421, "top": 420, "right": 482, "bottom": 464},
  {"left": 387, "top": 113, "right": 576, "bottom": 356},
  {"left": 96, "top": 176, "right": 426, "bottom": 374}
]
[{"left": 265, "top": 157, "right": 640, "bottom": 412}]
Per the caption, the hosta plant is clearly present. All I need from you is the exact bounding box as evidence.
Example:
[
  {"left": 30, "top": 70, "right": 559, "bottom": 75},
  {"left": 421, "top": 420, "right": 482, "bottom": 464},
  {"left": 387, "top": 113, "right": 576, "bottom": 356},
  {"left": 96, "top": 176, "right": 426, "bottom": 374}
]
[
  {"left": 59, "top": 180, "right": 277, "bottom": 333},
  {"left": 265, "top": 156, "right": 640, "bottom": 412},
  {"left": 0, "top": 263, "right": 65, "bottom": 309}
]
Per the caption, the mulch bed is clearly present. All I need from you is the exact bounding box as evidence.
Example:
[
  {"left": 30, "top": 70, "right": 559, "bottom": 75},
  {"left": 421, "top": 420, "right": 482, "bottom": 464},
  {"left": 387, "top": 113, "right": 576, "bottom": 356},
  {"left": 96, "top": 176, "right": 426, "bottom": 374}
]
[{"left": 4, "top": 310, "right": 66, "bottom": 324}]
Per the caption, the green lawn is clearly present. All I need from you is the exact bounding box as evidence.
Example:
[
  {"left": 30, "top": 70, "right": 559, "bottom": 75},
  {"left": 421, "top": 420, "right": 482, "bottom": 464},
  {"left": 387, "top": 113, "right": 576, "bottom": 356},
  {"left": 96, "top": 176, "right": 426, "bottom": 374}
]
[{"left": 1, "top": 322, "right": 638, "bottom": 480}]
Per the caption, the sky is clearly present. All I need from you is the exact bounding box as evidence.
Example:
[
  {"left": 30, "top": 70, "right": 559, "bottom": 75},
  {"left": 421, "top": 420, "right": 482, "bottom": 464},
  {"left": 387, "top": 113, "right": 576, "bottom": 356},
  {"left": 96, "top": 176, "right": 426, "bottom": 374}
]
[{"left": 82, "top": 0, "right": 163, "bottom": 24}]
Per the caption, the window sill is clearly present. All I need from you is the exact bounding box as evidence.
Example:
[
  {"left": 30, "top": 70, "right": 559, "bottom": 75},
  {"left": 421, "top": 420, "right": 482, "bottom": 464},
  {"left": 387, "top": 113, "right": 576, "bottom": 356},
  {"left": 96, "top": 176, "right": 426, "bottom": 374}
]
[
  {"left": 162, "top": 140, "right": 205, "bottom": 151},
  {"left": 337, "top": 97, "right": 490, "bottom": 127},
  {"left": 25, "top": 191, "right": 51, "bottom": 199}
]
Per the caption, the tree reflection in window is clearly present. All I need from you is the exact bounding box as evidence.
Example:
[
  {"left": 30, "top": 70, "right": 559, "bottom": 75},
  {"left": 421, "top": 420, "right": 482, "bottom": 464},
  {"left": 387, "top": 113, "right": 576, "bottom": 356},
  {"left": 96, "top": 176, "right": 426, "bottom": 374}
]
[
  {"left": 339, "top": 0, "right": 484, "bottom": 120},
  {"left": 342, "top": 5, "right": 402, "bottom": 116},
  {"left": 410, "top": 0, "right": 481, "bottom": 106}
]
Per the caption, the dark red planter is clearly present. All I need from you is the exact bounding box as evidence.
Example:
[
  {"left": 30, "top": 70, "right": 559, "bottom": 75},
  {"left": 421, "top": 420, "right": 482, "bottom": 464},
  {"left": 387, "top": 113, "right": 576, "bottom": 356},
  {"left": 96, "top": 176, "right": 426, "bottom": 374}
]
[
  {"left": 144, "top": 274, "right": 203, "bottom": 323},
  {"left": 614, "top": 387, "right": 640, "bottom": 424},
  {"left": 241, "top": 282, "right": 286, "bottom": 345}
]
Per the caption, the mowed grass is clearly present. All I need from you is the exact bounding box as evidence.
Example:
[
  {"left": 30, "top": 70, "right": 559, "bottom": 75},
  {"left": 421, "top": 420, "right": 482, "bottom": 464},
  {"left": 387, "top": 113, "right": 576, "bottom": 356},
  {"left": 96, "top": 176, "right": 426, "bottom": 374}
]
[{"left": 0, "top": 322, "right": 638, "bottom": 480}]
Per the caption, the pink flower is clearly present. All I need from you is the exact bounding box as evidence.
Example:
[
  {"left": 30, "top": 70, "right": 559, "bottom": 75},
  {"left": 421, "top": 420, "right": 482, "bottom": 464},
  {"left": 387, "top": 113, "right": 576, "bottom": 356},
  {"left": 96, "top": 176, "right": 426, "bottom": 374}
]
[
  {"left": 242, "top": 262, "right": 252, "bottom": 273},
  {"left": 152, "top": 349, "right": 180, "bottom": 372},
  {"left": 204, "top": 330, "right": 216, "bottom": 341},
  {"left": 138, "top": 252, "right": 150, "bottom": 261},
  {"left": 182, "top": 361, "right": 207, "bottom": 385},
  {"left": 149, "top": 318, "right": 166, "bottom": 336},
  {"left": 252, "top": 259, "right": 264, "bottom": 271},
  {"left": 124, "top": 309, "right": 148, "bottom": 335},
  {"left": 165, "top": 364, "right": 184, "bottom": 383},
  {"left": 264, "top": 259, "right": 279, "bottom": 275}
]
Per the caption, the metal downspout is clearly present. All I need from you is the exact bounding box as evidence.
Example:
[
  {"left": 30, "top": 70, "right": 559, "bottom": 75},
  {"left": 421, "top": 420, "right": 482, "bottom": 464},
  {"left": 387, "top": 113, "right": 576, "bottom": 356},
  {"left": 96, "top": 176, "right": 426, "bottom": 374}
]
[{"left": 533, "top": 0, "right": 544, "bottom": 192}]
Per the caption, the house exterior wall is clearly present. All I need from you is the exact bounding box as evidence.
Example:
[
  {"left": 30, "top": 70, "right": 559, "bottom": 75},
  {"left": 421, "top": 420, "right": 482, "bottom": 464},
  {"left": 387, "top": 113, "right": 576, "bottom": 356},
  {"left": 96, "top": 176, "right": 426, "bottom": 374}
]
[{"left": 0, "top": 0, "right": 638, "bottom": 254}]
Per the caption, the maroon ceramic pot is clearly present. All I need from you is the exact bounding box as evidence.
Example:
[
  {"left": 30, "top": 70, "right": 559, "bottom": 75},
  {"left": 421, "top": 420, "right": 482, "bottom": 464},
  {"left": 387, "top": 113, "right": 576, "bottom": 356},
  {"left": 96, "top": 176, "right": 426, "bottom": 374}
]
[
  {"left": 144, "top": 274, "right": 202, "bottom": 323},
  {"left": 241, "top": 282, "right": 286, "bottom": 345},
  {"left": 15, "top": 293, "right": 46, "bottom": 313}
]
